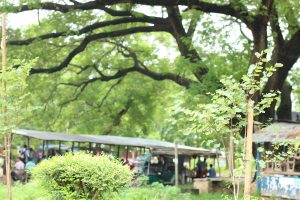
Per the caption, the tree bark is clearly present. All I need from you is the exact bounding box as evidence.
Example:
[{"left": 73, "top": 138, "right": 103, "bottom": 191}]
[
  {"left": 1, "top": 14, "right": 12, "bottom": 200},
  {"left": 277, "top": 81, "right": 292, "bottom": 121},
  {"left": 244, "top": 100, "right": 254, "bottom": 200}
]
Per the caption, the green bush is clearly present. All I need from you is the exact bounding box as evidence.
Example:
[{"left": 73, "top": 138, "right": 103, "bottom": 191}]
[{"left": 32, "top": 152, "right": 132, "bottom": 199}]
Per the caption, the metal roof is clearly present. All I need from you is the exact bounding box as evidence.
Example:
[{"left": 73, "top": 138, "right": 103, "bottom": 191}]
[
  {"left": 12, "top": 129, "right": 216, "bottom": 156},
  {"left": 253, "top": 122, "right": 300, "bottom": 143}
]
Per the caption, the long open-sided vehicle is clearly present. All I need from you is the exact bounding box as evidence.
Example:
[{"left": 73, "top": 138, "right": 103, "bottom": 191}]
[{"left": 12, "top": 129, "right": 220, "bottom": 185}]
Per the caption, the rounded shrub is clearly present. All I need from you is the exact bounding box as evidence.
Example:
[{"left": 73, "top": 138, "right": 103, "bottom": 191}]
[{"left": 32, "top": 152, "right": 132, "bottom": 199}]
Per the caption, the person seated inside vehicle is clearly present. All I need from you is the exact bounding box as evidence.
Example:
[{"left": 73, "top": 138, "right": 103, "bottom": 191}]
[
  {"left": 208, "top": 164, "right": 216, "bottom": 178},
  {"left": 25, "top": 158, "right": 36, "bottom": 170},
  {"left": 11, "top": 157, "right": 25, "bottom": 181}
]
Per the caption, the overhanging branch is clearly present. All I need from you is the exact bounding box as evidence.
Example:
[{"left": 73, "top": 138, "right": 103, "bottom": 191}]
[
  {"left": 9, "top": 16, "right": 166, "bottom": 46},
  {"left": 29, "top": 26, "right": 165, "bottom": 74}
]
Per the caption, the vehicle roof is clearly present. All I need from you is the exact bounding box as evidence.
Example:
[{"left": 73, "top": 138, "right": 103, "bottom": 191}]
[{"left": 13, "top": 129, "right": 219, "bottom": 156}]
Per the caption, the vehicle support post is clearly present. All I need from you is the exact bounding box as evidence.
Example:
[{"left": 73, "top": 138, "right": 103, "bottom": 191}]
[
  {"left": 174, "top": 143, "right": 179, "bottom": 186},
  {"left": 117, "top": 146, "right": 120, "bottom": 158},
  {"left": 126, "top": 146, "right": 129, "bottom": 161},
  {"left": 46, "top": 141, "right": 49, "bottom": 158},
  {"left": 58, "top": 141, "right": 61, "bottom": 154},
  {"left": 42, "top": 140, "right": 45, "bottom": 158},
  {"left": 71, "top": 142, "right": 74, "bottom": 152},
  {"left": 89, "top": 142, "right": 92, "bottom": 153},
  {"left": 217, "top": 151, "right": 221, "bottom": 177}
]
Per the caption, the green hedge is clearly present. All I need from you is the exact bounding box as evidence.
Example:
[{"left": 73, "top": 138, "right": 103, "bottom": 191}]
[{"left": 32, "top": 153, "right": 132, "bottom": 199}]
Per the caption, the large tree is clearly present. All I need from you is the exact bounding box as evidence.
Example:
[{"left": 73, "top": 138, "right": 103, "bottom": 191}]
[{"left": 2, "top": 0, "right": 300, "bottom": 133}]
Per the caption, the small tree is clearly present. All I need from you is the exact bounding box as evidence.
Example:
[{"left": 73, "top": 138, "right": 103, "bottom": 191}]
[
  {"left": 179, "top": 50, "right": 282, "bottom": 199},
  {"left": 1, "top": 14, "right": 36, "bottom": 200}
]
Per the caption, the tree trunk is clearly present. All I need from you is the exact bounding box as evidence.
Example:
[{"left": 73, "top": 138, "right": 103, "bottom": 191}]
[
  {"left": 1, "top": 14, "right": 12, "bottom": 200},
  {"left": 244, "top": 100, "right": 254, "bottom": 200},
  {"left": 277, "top": 81, "right": 292, "bottom": 121}
]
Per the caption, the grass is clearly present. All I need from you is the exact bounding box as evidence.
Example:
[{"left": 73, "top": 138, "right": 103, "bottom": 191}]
[
  {"left": 0, "top": 181, "right": 50, "bottom": 200},
  {"left": 0, "top": 180, "right": 263, "bottom": 200},
  {"left": 0, "top": 181, "right": 229, "bottom": 200}
]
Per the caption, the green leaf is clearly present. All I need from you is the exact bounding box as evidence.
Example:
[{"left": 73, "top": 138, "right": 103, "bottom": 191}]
[
  {"left": 263, "top": 49, "right": 272, "bottom": 54},
  {"left": 274, "top": 63, "right": 283, "bottom": 68}
]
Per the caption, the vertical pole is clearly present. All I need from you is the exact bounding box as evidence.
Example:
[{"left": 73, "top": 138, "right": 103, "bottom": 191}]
[
  {"left": 126, "top": 146, "right": 129, "bottom": 161},
  {"left": 46, "top": 141, "right": 49, "bottom": 158},
  {"left": 42, "top": 140, "right": 45, "bottom": 158},
  {"left": 89, "top": 142, "right": 92, "bottom": 153},
  {"left": 2, "top": 13, "right": 12, "bottom": 200},
  {"left": 217, "top": 151, "right": 221, "bottom": 177},
  {"left": 255, "top": 143, "right": 261, "bottom": 192},
  {"left": 244, "top": 99, "right": 254, "bottom": 199},
  {"left": 71, "top": 142, "right": 74, "bottom": 152},
  {"left": 77, "top": 142, "right": 80, "bottom": 150},
  {"left": 174, "top": 143, "right": 179, "bottom": 186},
  {"left": 117, "top": 146, "right": 120, "bottom": 158},
  {"left": 58, "top": 141, "right": 61, "bottom": 154}
]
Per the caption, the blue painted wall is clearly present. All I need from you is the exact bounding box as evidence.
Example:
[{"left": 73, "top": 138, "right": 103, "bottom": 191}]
[{"left": 260, "top": 175, "right": 300, "bottom": 199}]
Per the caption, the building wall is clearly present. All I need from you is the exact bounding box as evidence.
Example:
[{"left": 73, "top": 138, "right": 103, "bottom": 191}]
[{"left": 260, "top": 175, "right": 300, "bottom": 199}]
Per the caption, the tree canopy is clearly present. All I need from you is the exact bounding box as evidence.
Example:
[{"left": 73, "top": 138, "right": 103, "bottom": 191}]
[{"left": 1, "top": 0, "right": 299, "bottom": 143}]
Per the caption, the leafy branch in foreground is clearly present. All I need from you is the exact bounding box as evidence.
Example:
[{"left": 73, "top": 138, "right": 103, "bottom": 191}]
[{"left": 173, "top": 50, "right": 282, "bottom": 199}]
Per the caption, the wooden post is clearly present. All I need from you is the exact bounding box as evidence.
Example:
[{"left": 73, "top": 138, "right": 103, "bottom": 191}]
[
  {"left": 244, "top": 99, "right": 254, "bottom": 199},
  {"left": 174, "top": 143, "right": 179, "bottom": 186},
  {"left": 2, "top": 14, "right": 12, "bottom": 200}
]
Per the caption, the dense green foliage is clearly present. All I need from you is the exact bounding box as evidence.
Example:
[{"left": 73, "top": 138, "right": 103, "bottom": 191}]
[
  {"left": 32, "top": 153, "right": 132, "bottom": 199},
  {"left": 0, "top": 0, "right": 299, "bottom": 150}
]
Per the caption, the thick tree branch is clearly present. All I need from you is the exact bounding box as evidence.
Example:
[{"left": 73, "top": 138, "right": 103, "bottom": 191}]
[
  {"left": 7, "top": 1, "right": 252, "bottom": 26},
  {"left": 270, "top": 7, "right": 284, "bottom": 47},
  {"left": 63, "top": 62, "right": 193, "bottom": 89},
  {"left": 29, "top": 26, "right": 165, "bottom": 74},
  {"left": 108, "top": 40, "right": 195, "bottom": 87},
  {"left": 187, "top": 13, "right": 200, "bottom": 38},
  {"left": 166, "top": 6, "right": 207, "bottom": 80},
  {"left": 285, "top": 28, "right": 300, "bottom": 61},
  {"left": 9, "top": 16, "right": 166, "bottom": 46}
]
